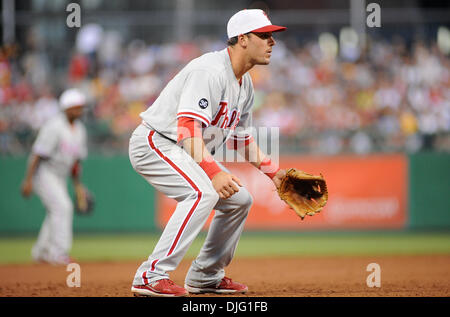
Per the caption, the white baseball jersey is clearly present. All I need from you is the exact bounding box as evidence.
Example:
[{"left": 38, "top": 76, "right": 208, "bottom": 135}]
[
  {"left": 32, "top": 112, "right": 87, "bottom": 177},
  {"left": 140, "top": 48, "right": 254, "bottom": 153},
  {"left": 30, "top": 112, "right": 87, "bottom": 264},
  {"left": 129, "top": 47, "right": 257, "bottom": 289}
]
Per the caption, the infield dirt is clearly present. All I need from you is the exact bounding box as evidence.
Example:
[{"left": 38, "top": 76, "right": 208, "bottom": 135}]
[{"left": 1, "top": 255, "right": 449, "bottom": 297}]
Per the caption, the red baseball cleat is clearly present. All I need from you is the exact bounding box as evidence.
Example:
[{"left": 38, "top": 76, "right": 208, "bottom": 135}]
[
  {"left": 131, "top": 279, "right": 188, "bottom": 297},
  {"left": 185, "top": 277, "right": 248, "bottom": 294}
]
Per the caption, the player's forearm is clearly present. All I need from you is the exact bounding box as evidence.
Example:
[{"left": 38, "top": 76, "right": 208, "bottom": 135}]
[
  {"left": 178, "top": 116, "right": 222, "bottom": 179},
  {"left": 71, "top": 160, "right": 82, "bottom": 184},
  {"left": 182, "top": 137, "right": 208, "bottom": 163},
  {"left": 23, "top": 154, "right": 41, "bottom": 182},
  {"left": 242, "top": 141, "right": 280, "bottom": 179},
  {"left": 182, "top": 137, "right": 222, "bottom": 179},
  {"left": 241, "top": 140, "right": 266, "bottom": 168},
  {"left": 228, "top": 136, "right": 265, "bottom": 168}
]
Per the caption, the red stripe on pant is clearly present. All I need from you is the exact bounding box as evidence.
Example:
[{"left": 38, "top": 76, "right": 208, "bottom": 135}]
[
  {"left": 151, "top": 259, "right": 158, "bottom": 271},
  {"left": 142, "top": 271, "right": 148, "bottom": 284},
  {"left": 146, "top": 130, "right": 203, "bottom": 272},
  {"left": 142, "top": 260, "right": 159, "bottom": 283}
]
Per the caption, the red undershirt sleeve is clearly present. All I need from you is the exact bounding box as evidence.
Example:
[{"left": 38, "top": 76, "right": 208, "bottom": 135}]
[{"left": 177, "top": 117, "right": 222, "bottom": 179}]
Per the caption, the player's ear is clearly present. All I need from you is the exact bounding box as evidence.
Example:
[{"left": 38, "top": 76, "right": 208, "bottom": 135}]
[{"left": 238, "top": 33, "right": 249, "bottom": 48}]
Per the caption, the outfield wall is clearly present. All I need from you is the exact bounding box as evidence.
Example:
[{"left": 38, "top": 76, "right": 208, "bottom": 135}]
[
  {"left": 0, "top": 153, "right": 449, "bottom": 233},
  {"left": 0, "top": 156, "right": 156, "bottom": 233},
  {"left": 408, "top": 152, "right": 450, "bottom": 229},
  {"left": 159, "top": 154, "right": 408, "bottom": 230}
]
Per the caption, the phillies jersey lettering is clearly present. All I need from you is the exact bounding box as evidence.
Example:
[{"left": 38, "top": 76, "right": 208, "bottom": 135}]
[
  {"left": 211, "top": 101, "right": 240, "bottom": 130},
  {"left": 140, "top": 48, "right": 254, "bottom": 152}
]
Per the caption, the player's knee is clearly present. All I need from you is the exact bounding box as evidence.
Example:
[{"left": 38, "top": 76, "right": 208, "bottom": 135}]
[
  {"left": 58, "top": 199, "right": 73, "bottom": 215},
  {"left": 246, "top": 193, "right": 254, "bottom": 208},
  {"left": 240, "top": 191, "right": 253, "bottom": 211}
]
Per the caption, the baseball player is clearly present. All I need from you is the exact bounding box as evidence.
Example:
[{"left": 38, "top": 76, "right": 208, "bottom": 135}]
[
  {"left": 129, "top": 9, "right": 287, "bottom": 297},
  {"left": 21, "top": 88, "right": 88, "bottom": 265}
]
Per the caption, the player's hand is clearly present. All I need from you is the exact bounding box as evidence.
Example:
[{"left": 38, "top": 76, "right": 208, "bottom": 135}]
[
  {"left": 75, "top": 183, "right": 88, "bottom": 212},
  {"left": 21, "top": 179, "right": 33, "bottom": 198},
  {"left": 271, "top": 169, "right": 286, "bottom": 190},
  {"left": 212, "top": 171, "right": 243, "bottom": 199}
]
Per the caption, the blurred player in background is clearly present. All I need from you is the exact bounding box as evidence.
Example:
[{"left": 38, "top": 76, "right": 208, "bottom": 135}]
[
  {"left": 21, "top": 88, "right": 88, "bottom": 265},
  {"left": 129, "top": 9, "right": 287, "bottom": 297}
]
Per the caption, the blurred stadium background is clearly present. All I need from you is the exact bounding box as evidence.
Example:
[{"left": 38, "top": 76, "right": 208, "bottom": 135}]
[{"left": 0, "top": 0, "right": 450, "bottom": 265}]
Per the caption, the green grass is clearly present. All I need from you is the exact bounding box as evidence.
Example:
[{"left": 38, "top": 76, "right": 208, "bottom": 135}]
[{"left": 0, "top": 231, "right": 449, "bottom": 264}]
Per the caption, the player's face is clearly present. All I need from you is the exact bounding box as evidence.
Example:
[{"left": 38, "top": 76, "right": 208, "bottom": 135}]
[
  {"left": 65, "top": 105, "right": 84, "bottom": 121},
  {"left": 246, "top": 32, "right": 276, "bottom": 65}
]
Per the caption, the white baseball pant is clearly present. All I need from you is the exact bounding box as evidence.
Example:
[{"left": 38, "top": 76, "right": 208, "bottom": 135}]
[
  {"left": 129, "top": 123, "right": 252, "bottom": 287},
  {"left": 31, "top": 166, "right": 73, "bottom": 263}
]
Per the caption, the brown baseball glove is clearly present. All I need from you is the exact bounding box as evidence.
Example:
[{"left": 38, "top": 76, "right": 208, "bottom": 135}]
[
  {"left": 74, "top": 183, "right": 95, "bottom": 215},
  {"left": 277, "top": 168, "right": 328, "bottom": 220}
]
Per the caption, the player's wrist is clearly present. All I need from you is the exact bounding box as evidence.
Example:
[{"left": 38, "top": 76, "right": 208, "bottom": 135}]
[
  {"left": 71, "top": 161, "right": 81, "bottom": 178},
  {"left": 258, "top": 157, "right": 280, "bottom": 179},
  {"left": 199, "top": 157, "right": 222, "bottom": 180}
]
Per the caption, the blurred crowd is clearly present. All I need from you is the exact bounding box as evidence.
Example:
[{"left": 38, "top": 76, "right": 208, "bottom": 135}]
[{"left": 1, "top": 24, "right": 449, "bottom": 155}]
